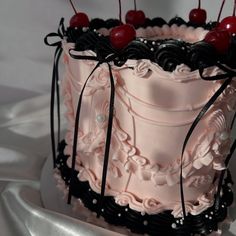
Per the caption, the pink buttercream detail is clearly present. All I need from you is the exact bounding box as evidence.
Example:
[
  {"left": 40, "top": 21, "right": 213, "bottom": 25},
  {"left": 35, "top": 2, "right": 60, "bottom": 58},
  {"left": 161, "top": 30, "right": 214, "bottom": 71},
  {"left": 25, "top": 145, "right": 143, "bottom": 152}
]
[{"left": 60, "top": 24, "right": 236, "bottom": 217}]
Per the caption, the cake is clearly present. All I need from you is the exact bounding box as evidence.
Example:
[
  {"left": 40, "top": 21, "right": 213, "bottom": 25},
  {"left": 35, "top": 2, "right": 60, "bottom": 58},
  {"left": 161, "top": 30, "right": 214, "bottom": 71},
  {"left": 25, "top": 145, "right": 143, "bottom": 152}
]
[{"left": 45, "top": 2, "right": 236, "bottom": 235}]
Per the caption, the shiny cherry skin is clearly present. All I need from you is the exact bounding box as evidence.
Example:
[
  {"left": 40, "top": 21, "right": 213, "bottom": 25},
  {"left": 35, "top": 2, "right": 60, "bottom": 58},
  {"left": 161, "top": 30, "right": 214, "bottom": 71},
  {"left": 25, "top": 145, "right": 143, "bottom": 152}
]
[
  {"left": 204, "top": 29, "right": 231, "bottom": 54},
  {"left": 125, "top": 10, "right": 146, "bottom": 27},
  {"left": 109, "top": 24, "right": 136, "bottom": 50},
  {"left": 189, "top": 8, "right": 207, "bottom": 25},
  {"left": 70, "top": 12, "right": 89, "bottom": 28},
  {"left": 219, "top": 16, "right": 236, "bottom": 34}
]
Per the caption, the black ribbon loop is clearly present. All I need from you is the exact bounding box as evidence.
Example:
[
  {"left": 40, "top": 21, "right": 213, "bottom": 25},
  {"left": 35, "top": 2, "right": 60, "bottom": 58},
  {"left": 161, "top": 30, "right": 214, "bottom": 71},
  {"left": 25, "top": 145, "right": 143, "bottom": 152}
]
[
  {"left": 67, "top": 51, "right": 116, "bottom": 216},
  {"left": 180, "top": 63, "right": 236, "bottom": 218},
  {"left": 199, "top": 63, "right": 236, "bottom": 81},
  {"left": 45, "top": 18, "right": 65, "bottom": 168},
  {"left": 44, "top": 18, "right": 65, "bottom": 47}
]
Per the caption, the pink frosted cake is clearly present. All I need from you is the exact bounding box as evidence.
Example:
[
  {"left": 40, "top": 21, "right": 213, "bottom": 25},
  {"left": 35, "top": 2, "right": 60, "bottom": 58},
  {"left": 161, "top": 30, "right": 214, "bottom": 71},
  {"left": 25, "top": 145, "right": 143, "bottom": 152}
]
[{"left": 45, "top": 12, "right": 236, "bottom": 236}]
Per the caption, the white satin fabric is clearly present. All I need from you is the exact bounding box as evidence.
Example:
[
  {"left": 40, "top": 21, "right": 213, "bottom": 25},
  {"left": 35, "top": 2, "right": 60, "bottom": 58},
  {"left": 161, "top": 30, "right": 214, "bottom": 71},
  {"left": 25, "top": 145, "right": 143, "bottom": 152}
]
[
  {"left": 0, "top": 95, "right": 123, "bottom": 236},
  {"left": 1, "top": 94, "right": 236, "bottom": 236}
]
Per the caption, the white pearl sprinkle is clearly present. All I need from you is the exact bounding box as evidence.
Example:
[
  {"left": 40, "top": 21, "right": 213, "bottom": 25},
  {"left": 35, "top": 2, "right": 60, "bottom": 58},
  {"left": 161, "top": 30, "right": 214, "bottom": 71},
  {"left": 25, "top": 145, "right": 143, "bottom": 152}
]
[
  {"left": 143, "top": 220, "right": 148, "bottom": 226},
  {"left": 125, "top": 208, "right": 128, "bottom": 212},
  {"left": 144, "top": 40, "right": 148, "bottom": 44},
  {"left": 140, "top": 38, "right": 144, "bottom": 42},
  {"left": 92, "top": 199, "right": 97, "bottom": 204},
  {"left": 150, "top": 48, "right": 154, "bottom": 51},
  {"left": 209, "top": 216, "right": 212, "bottom": 220},
  {"left": 222, "top": 204, "right": 225, "bottom": 208},
  {"left": 88, "top": 188, "right": 91, "bottom": 192},
  {"left": 205, "top": 215, "right": 209, "bottom": 218},
  {"left": 176, "top": 220, "right": 179, "bottom": 224},
  {"left": 219, "top": 131, "right": 229, "bottom": 141},
  {"left": 101, "top": 209, "right": 104, "bottom": 212},
  {"left": 96, "top": 114, "right": 106, "bottom": 123},
  {"left": 233, "top": 33, "right": 236, "bottom": 37},
  {"left": 210, "top": 211, "right": 214, "bottom": 215},
  {"left": 171, "top": 223, "right": 177, "bottom": 229},
  {"left": 118, "top": 213, "right": 121, "bottom": 217},
  {"left": 152, "top": 41, "right": 156, "bottom": 45},
  {"left": 141, "top": 212, "right": 145, "bottom": 216},
  {"left": 93, "top": 29, "right": 97, "bottom": 32}
]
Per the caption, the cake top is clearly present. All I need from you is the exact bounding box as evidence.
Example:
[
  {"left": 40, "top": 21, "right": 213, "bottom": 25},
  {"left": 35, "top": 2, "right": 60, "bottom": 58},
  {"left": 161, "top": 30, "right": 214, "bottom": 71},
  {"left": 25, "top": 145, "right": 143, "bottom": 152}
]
[{"left": 60, "top": 0, "right": 236, "bottom": 72}]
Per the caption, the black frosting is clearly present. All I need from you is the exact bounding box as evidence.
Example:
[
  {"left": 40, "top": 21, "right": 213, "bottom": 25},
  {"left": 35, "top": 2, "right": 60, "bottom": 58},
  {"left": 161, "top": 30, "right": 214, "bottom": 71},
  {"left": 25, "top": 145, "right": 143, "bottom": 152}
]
[
  {"left": 56, "top": 140, "right": 234, "bottom": 236},
  {"left": 65, "top": 16, "right": 236, "bottom": 72}
]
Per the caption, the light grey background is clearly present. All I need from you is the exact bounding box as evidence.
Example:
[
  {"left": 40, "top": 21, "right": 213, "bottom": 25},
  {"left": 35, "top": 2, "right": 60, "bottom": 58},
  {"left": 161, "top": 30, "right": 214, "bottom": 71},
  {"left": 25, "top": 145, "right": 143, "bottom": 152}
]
[{"left": 0, "top": 0, "right": 235, "bottom": 105}]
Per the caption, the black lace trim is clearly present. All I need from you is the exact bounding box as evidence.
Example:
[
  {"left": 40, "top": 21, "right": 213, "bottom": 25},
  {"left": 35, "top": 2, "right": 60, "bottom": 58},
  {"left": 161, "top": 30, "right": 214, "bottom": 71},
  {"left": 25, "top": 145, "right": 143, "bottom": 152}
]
[{"left": 56, "top": 140, "right": 234, "bottom": 236}]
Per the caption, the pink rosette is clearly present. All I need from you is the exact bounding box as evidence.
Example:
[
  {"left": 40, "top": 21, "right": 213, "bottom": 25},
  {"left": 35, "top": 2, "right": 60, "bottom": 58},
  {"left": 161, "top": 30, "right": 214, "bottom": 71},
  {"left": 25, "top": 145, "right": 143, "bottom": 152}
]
[
  {"left": 142, "top": 198, "right": 163, "bottom": 214},
  {"left": 115, "top": 192, "right": 133, "bottom": 206},
  {"left": 133, "top": 61, "right": 150, "bottom": 78}
]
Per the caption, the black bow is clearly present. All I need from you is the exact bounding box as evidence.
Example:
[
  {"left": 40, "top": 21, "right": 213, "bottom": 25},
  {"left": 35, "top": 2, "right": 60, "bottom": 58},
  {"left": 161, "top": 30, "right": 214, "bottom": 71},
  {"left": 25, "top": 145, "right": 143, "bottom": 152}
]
[
  {"left": 67, "top": 50, "right": 117, "bottom": 218},
  {"left": 180, "top": 64, "right": 236, "bottom": 219},
  {"left": 44, "top": 18, "right": 65, "bottom": 168}
]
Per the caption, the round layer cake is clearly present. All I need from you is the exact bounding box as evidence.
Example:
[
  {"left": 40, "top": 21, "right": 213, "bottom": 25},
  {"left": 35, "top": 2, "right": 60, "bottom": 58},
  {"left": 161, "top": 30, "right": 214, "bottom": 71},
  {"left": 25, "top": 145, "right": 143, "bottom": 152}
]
[{"left": 48, "top": 16, "right": 236, "bottom": 236}]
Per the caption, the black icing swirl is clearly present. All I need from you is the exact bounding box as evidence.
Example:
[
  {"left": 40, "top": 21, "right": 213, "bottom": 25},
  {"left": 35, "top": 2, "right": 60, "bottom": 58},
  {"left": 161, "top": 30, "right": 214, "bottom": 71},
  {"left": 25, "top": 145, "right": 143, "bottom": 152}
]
[
  {"left": 187, "top": 41, "right": 217, "bottom": 70},
  {"left": 64, "top": 16, "right": 236, "bottom": 72},
  {"left": 169, "top": 17, "right": 187, "bottom": 26},
  {"left": 55, "top": 140, "right": 234, "bottom": 236},
  {"left": 154, "top": 39, "right": 187, "bottom": 72}
]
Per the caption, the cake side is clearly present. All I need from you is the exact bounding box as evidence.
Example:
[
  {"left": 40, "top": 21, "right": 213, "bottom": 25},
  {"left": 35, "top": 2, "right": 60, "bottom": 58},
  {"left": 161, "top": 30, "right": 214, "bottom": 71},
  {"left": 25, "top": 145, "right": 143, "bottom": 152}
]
[{"left": 60, "top": 24, "right": 236, "bottom": 217}]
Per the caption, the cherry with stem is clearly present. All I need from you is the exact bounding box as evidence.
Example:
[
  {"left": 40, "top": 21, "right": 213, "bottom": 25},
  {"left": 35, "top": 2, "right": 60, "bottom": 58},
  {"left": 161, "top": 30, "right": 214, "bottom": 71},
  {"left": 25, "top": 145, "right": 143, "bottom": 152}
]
[
  {"left": 125, "top": 0, "right": 145, "bottom": 27},
  {"left": 204, "top": 0, "right": 231, "bottom": 54},
  {"left": 189, "top": 0, "right": 207, "bottom": 25},
  {"left": 219, "top": 0, "right": 236, "bottom": 34},
  {"left": 109, "top": 0, "right": 136, "bottom": 50},
  {"left": 68, "top": 0, "right": 89, "bottom": 28}
]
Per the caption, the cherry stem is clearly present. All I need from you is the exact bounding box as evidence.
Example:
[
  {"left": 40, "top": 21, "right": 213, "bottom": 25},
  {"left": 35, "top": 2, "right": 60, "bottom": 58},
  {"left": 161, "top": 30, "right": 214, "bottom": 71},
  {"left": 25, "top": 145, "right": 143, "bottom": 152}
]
[
  {"left": 69, "top": 0, "right": 77, "bottom": 14},
  {"left": 119, "top": 0, "right": 122, "bottom": 22},
  {"left": 134, "top": 0, "right": 137, "bottom": 11},
  {"left": 198, "top": 0, "right": 201, "bottom": 8},
  {"left": 233, "top": 0, "right": 236, "bottom": 16},
  {"left": 217, "top": 0, "right": 225, "bottom": 23}
]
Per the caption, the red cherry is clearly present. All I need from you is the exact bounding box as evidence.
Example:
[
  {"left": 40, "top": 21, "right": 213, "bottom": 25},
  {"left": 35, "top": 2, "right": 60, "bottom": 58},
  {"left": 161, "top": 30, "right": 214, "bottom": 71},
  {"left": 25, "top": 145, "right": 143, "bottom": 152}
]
[
  {"left": 204, "top": 29, "right": 231, "bottom": 54},
  {"left": 126, "top": 10, "right": 137, "bottom": 25},
  {"left": 109, "top": 24, "right": 136, "bottom": 50},
  {"left": 70, "top": 12, "right": 89, "bottom": 28},
  {"left": 136, "top": 10, "right": 146, "bottom": 26},
  {"left": 125, "top": 10, "right": 146, "bottom": 27},
  {"left": 219, "top": 16, "right": 236, "bottom": 34},
  {"left": 189, "top": 8, "right": 207, "bottom": 25}
]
